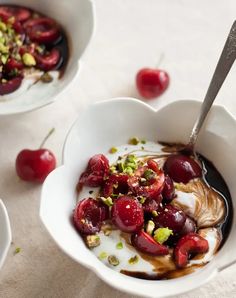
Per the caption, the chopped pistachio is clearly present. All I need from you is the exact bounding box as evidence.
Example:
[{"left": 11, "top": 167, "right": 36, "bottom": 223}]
[
  {"left": 104, "top": 228, "right": 112, "bottom": 236},
  {"left": 146, "top": 220, "right": 155, "bottom": 235},
  {"left": 154, "top": 227, "right": 173, "bottom": 244},
  {"left": 36, "top": 44, "right": 45, "bottom": 54},
  {"left": 108, "top": 255, "right": 120, "bottom": 266},
  {"left": 141, "top": 146, "right": 145, "bottom": 150},
  {"left": 109, "top": 165, "right": 117, "bottom": 173},
  {"left": 0, "top": 21, "right": 7, "bottom": 32},
  {"left": 99, "top": 252, "right": 107, "bottom": 260},
  {"left": 100, "top": 196, "right": 113, "bottom": 207},
  {"left": 128, "top": 255, "right": 139, "bottom": 265},
  {"left": 118, "top": 162, "right": 125, "bottom": 172},
  {"left": 85, "top": 235, "right": 100, "bottom": 248},
  {"left": 14, "top": 247, "right": 21, "bottom": 255},
  {"left": 141, "top": 140, "right": 146, "bottom": 144},
  {"left": 110, "top": 147, "right": 118, "bottom": 154},
  {"left": 116, "top": 242, "right": 123, "bottom": 249},
  {"left": 139, "top": 196, "right": 146, "bottom": 204},
  {"left": 152, "top": 210, "right": 158, "bottom": 217},
  {"left": 40, "top": 72, "right": 53, "bottom": 83},
  {"left": 123, "top": 166, "right": 133, "bottom": 175},
  {"left": 129, "top": 137, "right": 140, "bottom": 145},
  {"left": 22, "top": 53, "right": 36, "bottom": 66},
  {"left": 143, "top": 169, "right": 156, "bottom": 181},
  {"left": 1, "top": 54, "right": 8, "bottom": 64},
  {"left": 0, "top": 43, "right": 9, "bottom": 54}
]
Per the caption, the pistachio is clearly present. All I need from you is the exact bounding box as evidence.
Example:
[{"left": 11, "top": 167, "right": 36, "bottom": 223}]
[
  {"left": 128, "top": 255, "right": 139, "bottom": 265},
  {"left": 22, "top": 53, "right": 36, "bottom": 66},
  {"left": 146, "top": 220, "right": 155, "bottom": 235},
  {"left": 40, "top": 72, "right": 53, "bottom": 83},
  {"left": 108, "top": 255, "right": 120, "bottom": 266},
  {"left": 85, "top": 235, "right": 100, "bottom": 248}
]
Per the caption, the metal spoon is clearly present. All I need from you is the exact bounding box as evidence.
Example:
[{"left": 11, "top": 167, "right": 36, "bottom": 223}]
[{"left": 185, "top": 21, "right": 236, "bottom": 153}]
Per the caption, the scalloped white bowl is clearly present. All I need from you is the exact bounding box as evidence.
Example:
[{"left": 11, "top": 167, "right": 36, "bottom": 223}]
[
  {"left": 0, "top": 0, "right": 95, "bottom": 115},
  {"left": 40, "top": 98, "right": 236, "bottom": 297},
  {"left": 0, "top": 199, "right": 12, "bottom": 270}
]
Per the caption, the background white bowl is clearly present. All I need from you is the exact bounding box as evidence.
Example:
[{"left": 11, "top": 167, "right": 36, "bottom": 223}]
[
  {"left": 40, "top": 98, "right": 236, "bottom": 297},
  {"left": 0, "top": 0, "right": 95, "bottom": 115},
  {"left": 0, "top": 199, "right": 12, "bottom": 270}
]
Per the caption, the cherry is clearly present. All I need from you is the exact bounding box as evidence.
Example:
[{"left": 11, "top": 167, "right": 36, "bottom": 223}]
[
  {"left": 174, "top": 233, "right": 209, "bottom": 268},
  {"left": 79, "top": 154, "right": 109, "bottom": 187},
  {"left": 73, "top": 198, "right": 105, "bottom": 235},
  {"left": 131, "top": 230, "right": 169, "bottom": 256},
  {"left": 179, "top": 216, "right": 196, "bottom": 236},
  {"left": 0, "top": 77, "right": 22, "bottom": 95},
  {"left": 111, "top": 196, "right": 144, "bottom": 233},
  {"left": 136, "top": 68, "right": 169, "bottom": 99},
  {"left": 15, "top": 128, "right": 56, "bottom": 183},
  {"left": 128, "top": 159, "right": 165, "bottom": 199},
  {"left": 154, "top": 204, "right": 186, "bottom": 233},
  {"left": 142, "top": 196, "right": 162, "bottom": 213},
  {"left": 162, "top": 175, "right": 175, "bottom": 202},
  {"left": 164, "top": 154, "right": 202, "bottom": 184},
  {"left": 102, "top": 174, "right": 129, "bottom": 197},
  {"left": 34, "top": 48, "right": 61, "bottom": 71},
  {"left": 24, "top": 17, "right": 60, "bottom": 44},
  {"left": 5, "top": 58, "right": 24, "bottom": 74},
  {"left": 0, "top": 6, "right": 31, "bottom": 22}
]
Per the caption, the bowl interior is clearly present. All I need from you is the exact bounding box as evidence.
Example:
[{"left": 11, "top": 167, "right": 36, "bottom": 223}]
[
  {"left": 0, "top": 0, "right": 94, "bottom": 115},
  {"left": 41, "top": 98, "right": 236, "bottom": 297},
  {"left": 0, "top": 200, "right": 11, "bottom": 269}
]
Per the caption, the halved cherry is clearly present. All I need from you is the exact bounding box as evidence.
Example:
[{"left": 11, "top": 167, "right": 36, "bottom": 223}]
[
  {"left": 79, "top": 154, "right": 110, "bottom": 188},
  {"left": 131, "top": 230, "right": 169, "bottom": 256},
  {"left": 162, "top": 175, "right": 175, "bottom": 202},
  {"left": 34, "top": 48, "right": 61, "bottom": 71},
  {"left": 174, "top": 233, "right": 209, "bottom": 268},
  {"left": 0, "top": 6, "right": 31, "bottom": 22},
  {"left": 128, "top": 159, "right": 165, "bottom": 199},
  {"left": 102, "top": 174, "right": 129, "bottom": 197},
  {"left": 142, "top": 195, "right": 162, "bottom": 213},
  {"left": 73, "top": 198, "right": 105, "bottom": 235},
  {"left": 4, "top": 58, "right": 24, "bottom": 74},
  {"left": 164, "top": 154, "right": 202, "bottom": 184},
  {"left": 111, "top": 196, "right": 144, "bottom": 233},
  {"left": 24, "top": 17, "right": 60, "bottom": 44},
  {"left": 0, "top": 76, "right": 22, "bottom": 95}
]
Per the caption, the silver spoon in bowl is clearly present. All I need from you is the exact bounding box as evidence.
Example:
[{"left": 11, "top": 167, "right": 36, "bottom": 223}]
[{"left": 183, "top": 20, "right": 236, "bottom": 154}]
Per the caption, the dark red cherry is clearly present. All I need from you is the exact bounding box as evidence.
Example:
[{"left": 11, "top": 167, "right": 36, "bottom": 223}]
[
  {"left": 136, "top": 68, "right": 169, "bottom": 99},
  {"left": 24, "top": 17, "right": 60, "bottom": 44},
  {"left": 73, "top": 198, "right": 105, "bottom": 235},
  {"left": 0, "top": 77, "right": 22, "bottom": 95},
  {"left": 102, "top": 174, "right": 129, "bottom": 197},
  {"left": 5, "top": 58, "right": 24, "bottom": 75},
  {"left": 142, "top": 196, "right": 162, "bottom": 213},
  {"left": 174, "top": 233, "right": 209, "bottom": 268},
  {"left": 131, "top": 230, "right": 169, "bottom": 256},
  {"left": 0, "top": 6, "right": 31, "bottom": 22},
  {"left": 15, "top": 149, "right": 56, "bottom": 183},
  {"left": 79, "top": 154, "right": 109, "bottom": 187},
  {"left": 34, "top": 48, "right": 61, "bottom": 71},
  {"left": 154, "top": 204, "right": 186, "bottom": 233},
  {"left": 128, "top": 159, "right": 165, "bottom": 199},
  {"left": 164, "top": 154, "right": 202, "bottom": 184},
  {"left": 179, "top": 216, "right": 196, "bottom": 236},
  {"left": 162, "top": 175, "right": 175, "bottom": 202},
  {"left": 111, "top": 196, "right": 144, "bottom": 233}
]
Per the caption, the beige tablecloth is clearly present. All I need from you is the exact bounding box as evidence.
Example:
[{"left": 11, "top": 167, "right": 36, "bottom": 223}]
[{"left": 1, "top": 0, "right": 236, "bottom": 297}]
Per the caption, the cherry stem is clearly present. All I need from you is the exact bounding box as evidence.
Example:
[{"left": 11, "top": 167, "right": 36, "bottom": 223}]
[
  {"left": 39, "top": 128, "right": 55, "bottom": 148},
  {"left": 156, "top": 53, "right": 164, "bottom": 69}
]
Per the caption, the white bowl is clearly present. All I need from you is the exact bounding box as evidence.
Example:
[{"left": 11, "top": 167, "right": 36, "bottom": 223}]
[
  {"left": 0, "top": 0, "right": 95, "bottom": 115},
  {"left": 40, "top": 98, "right": 236, "bottom": 297},
  {"left": 0, "top": 199, "right": 12, "bottom": 270}
]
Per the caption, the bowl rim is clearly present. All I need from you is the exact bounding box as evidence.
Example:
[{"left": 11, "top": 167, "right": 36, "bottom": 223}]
[{"left": 41, "top": 97, "right": 236, "bottom": 297}]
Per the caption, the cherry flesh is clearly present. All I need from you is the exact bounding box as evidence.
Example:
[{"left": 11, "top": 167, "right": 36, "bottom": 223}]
[
  {"left": 79, "top": 154, "right": 109, "bottom": 187},
  {"left": 174, "top": 233, "right": 209, "bottom": 268},
  {"left": 16, "top": 148, "right": 56, "bottom": 183},
  {"left": 131, "top": 230, "right": 169, "bottom": 256},
  {"left": 73, "top": 198, "right": 106, "bottom": 235},
  {"left": 136, "top": 68, "right": 169, "bottom": 99},
  {"left": 102, "top": 174, "right": 129, "bottom": 197},
  {"left": 111, "top": 196, "right": 144, "bottom": 233},
  {"left": 154, "top": 204, "right": 186, "bottom": 233},
  {"left": 164, "top": 154, "right": 202, "bottom": 184}
]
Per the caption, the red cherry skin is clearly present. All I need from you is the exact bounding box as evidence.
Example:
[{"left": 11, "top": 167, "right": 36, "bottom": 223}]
[
  {"left": 131, "top": 230, "right": 169, "bottom": 256},
  {"left": 24, "top": 17, "right": 60, "bottom": 44},
  {"left": 142, "top": 196, "right": 163, "bottom": 213},
  {"left": 15, "top": 149, "right": 56, "bottom": 183},
  {"left": 164, "top": 154, "right": 202, "bottom": 184},
  {"left": 0, "top": 77, "right": 22, "bottom": 95},
  {"left": 174, "top": 233, "right": 209, "bottom": 268},
  {"left": 154, "top": 204, "right": 186, "bottom": 233},
  {"left": 73, "top": 198, "right": 105, "bottom": 235},
  {"left": 162, "top": 175, "right": 175, "bottom": 202},
  {"left": 136, "top": 68, "right": 169, "bottom": 99},
  {"left": 79, "top": 154, "right": 109, "bottom": 187},
  {"left": 0, "top": 6, "right": 31, "bottom": 22},
  {"left": 102, "top": 174, "right": 129, "bottom": 197},
  {"left": 5, "top": 58, "right": 24, "bottom": 74},
  {"left": 34, "top": 48, "right": 61, "bottom": 71},
  {"left": 111, "top": 196, "right": 144, "bottom": 233}
]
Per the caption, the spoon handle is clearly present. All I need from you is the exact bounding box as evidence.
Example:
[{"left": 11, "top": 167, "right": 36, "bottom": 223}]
[{"left": 188, "top": 21, "right": 236, "bottom": 147}]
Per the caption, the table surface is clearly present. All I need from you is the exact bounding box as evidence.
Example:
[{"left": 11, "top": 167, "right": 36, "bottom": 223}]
[{"left": 1, "top": 0, "right": 236, "bottom": 297}]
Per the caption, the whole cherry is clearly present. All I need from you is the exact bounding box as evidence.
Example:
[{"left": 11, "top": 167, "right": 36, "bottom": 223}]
[
  {"left": 15, "top": 128, "right": 56, "bottom": 183},
  {"left": 136, "top": 68, "right": 169, "bottom": 99}
]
